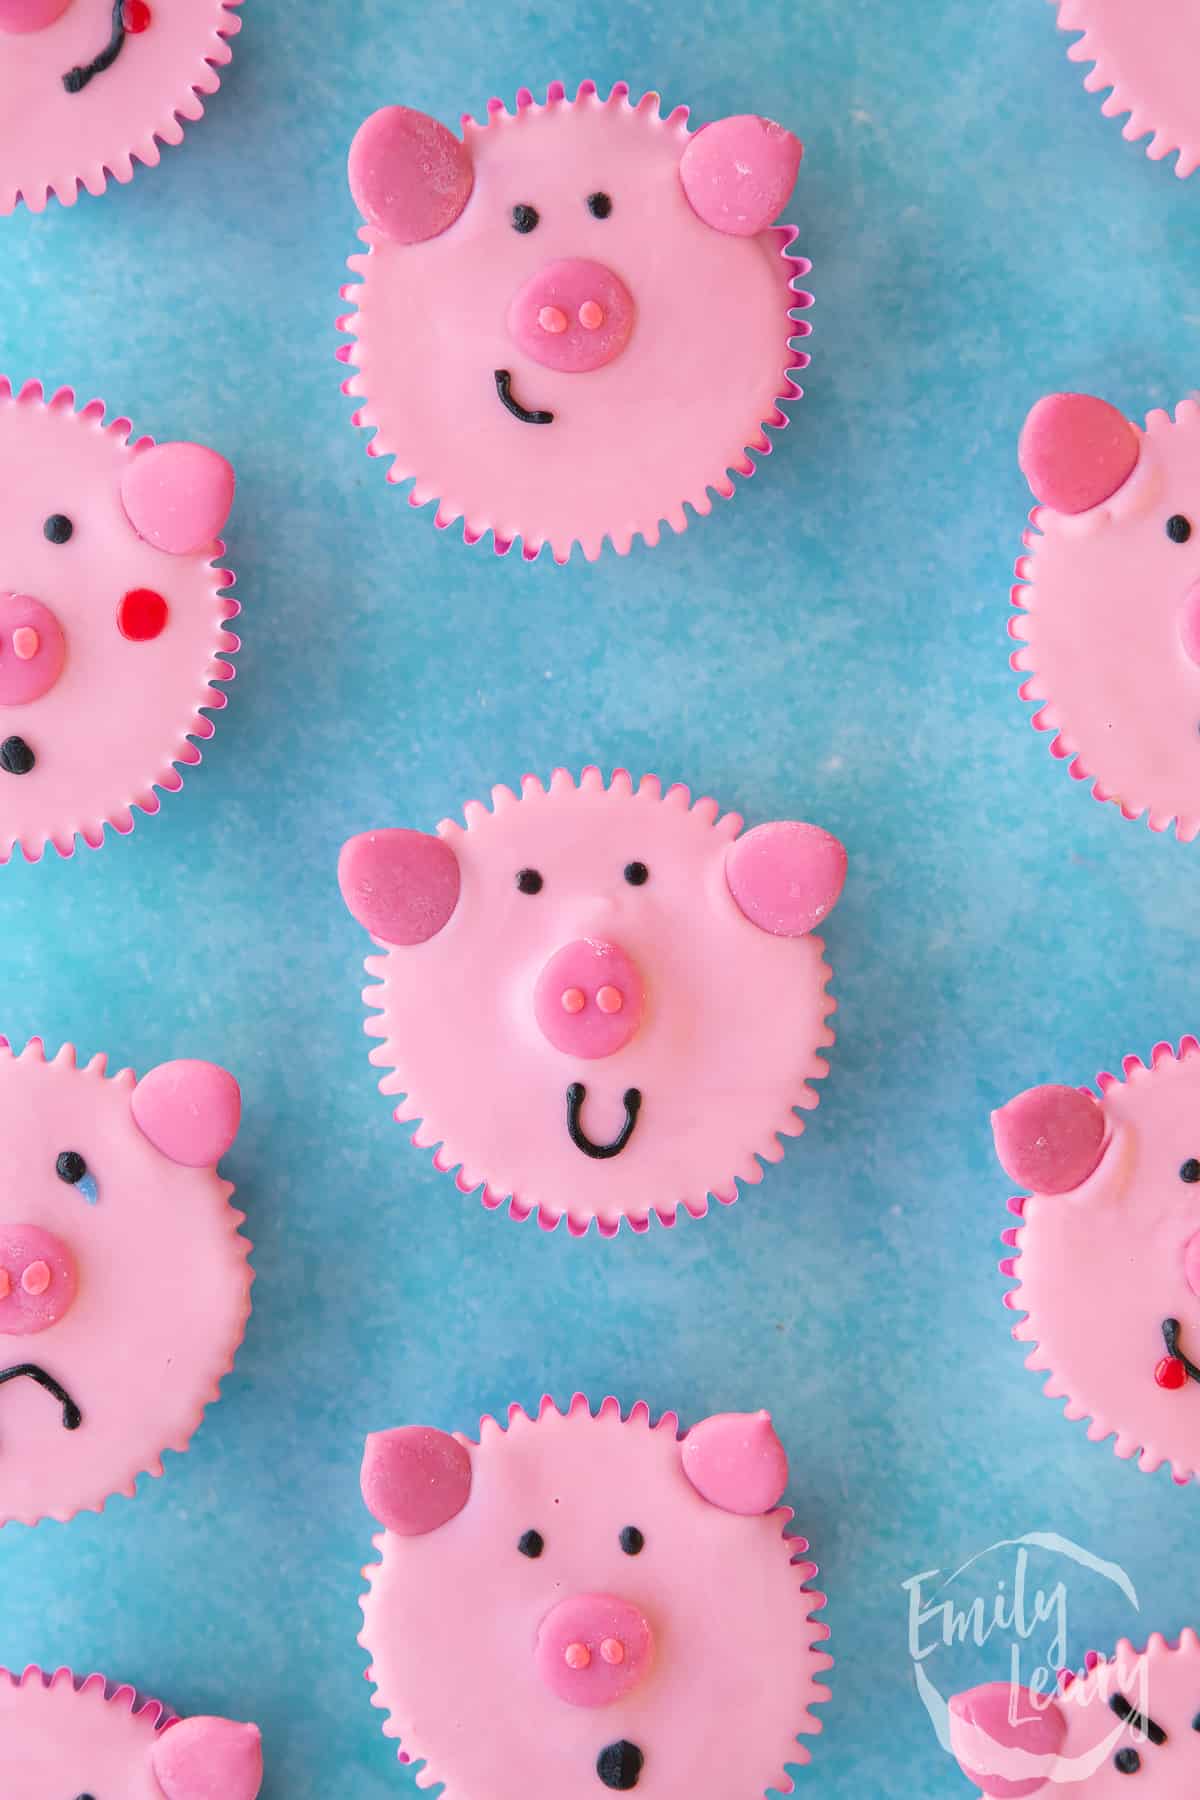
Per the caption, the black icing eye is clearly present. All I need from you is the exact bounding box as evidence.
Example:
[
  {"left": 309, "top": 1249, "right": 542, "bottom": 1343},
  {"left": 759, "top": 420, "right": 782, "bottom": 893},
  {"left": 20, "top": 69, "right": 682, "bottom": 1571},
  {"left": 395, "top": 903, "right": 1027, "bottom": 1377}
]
[
  {"left": 517, "top": 1528, "right": 544, "bottom": 1558},
  {"left": 1192, "top": 1711, "right": 1200, "bottom": 1730},
  {"left": 1114, "top": 1748, "right": 1141, "bottom": 1774},
  {"left": 511, "top": 203, "right": 539, "bottom": 234},
  {"left": 619, "top": 1525, "right": 644, "bottom": 1555},
  {"left": 1181, "top": 1159, "right": 1200, "bottom": 1183},
  {"left": 516, "top": 868, "right": 543, "bottom": 895},
  {"left": 43, "top": 513, "right": 73, "bottom": 544},
  {"left": 587, "top": 191, "right": 613, "bottom": 219},
  {"left": 56, "top": 1150, "right": 87, "bottom": 1185},
  {"left": 623, "top": 861, "right": 649, "bottom": 886},
  {"left": 1167, "top": 514, "right": 1193, "bottom": 544}
]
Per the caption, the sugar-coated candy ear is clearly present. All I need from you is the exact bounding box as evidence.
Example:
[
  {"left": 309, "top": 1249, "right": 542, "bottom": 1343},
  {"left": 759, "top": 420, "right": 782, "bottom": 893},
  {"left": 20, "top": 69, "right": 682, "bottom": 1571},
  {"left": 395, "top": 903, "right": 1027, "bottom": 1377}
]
[
  {"left": 149, "top": 1716, "right": 263, "bottom": 1800},
  {"left": 680, "top": 1410, "right": 788, "bottom": 1514},
  {"left": 679, "top": 115, "right": 803, "bottom": 236},
  {"left": 0, "top": 0, "right": 72, "bottom": 31},
  {"left": 338, "top": 829, "right": 462, "bottom": 945},
  {"left": 120, "top": 443, "right": 236, "bottom": 555},
  {"left": 949, "top": 1684, "right": 1064, "bottom": 1797},
  {"left": 1018, "top": 394, "right": 1140, "bottom": 515},
  {"left": 348, "top": 105, "right": 476, "bottom": 243},
  {"left": 991, "top": 1084, "right": 1106, "bottom": 1195},
  {"left": 726, "top": 820, "right": 847, "bottom": 936},
  {"left": 361, "top": 1426, "right": 473, "bottom": 1534},
  {"left": 131, "top": 1060, "right": 242, "bottom": 1169}
]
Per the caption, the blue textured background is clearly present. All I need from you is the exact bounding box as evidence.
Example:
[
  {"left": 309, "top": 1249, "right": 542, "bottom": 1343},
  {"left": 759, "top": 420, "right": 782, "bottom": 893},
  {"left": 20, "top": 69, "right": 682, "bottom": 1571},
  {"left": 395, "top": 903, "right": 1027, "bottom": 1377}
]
[{"left": 1, "top": 1, "right": 1198, "bottom": 1793}]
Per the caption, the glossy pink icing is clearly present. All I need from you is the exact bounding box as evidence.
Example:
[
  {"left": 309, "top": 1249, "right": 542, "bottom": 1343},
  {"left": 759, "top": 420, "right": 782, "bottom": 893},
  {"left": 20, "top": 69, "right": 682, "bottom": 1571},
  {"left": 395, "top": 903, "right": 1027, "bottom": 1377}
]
[
  {"left": 358, "top": 1396, "right": 830, "bottom": 1798},
  {"left": 130, "top": 1058, "right": 242, "bottom": 1167},
  {"left": 992, "top": 1084, "right": 1106, "bottom": 1194},
  {"left": 0, "top": 1223, "right": 76, "bottom": 1332},
  {"left": 679, "top": 115, "right": 803, "bottom": 236},
  {"left": 338, "top": 828, "right": 462, "bottom": 946},
  {"left": 340, "top": 81, "right": 811, "bottom": 562},
  {"left": 361, "top": 1426, "right": 473, "bottom": 1536},
  {"left": 995, "top": 1038, "right": 1200, "bottom": 1483},
  {"left": 0, "top": 1666, "right": 262, "bottom": 1798},
  {"left": 0, "top": 380, "right": 239, "bottom": 863},
  {"left": 0, "top": 0, "right": 240, "bottom": 212},
  {"left": 679, "top": 1409, "right": 789, "bottom": 1514},
  {"left": 338, "top": 767, "right": 844, "bottom": 1235},
  {"left": 725, "top": 820, "right": 847, "bottom": 937},
  {"left": 1012, "top": 393, "right": 1200, "bottom": 838},
  {"left": 0, "top": 1038, "right": 252, "bottom": 1525},
  {"left": 1051, "top": 0, "right": 1200, "bottom": 178},
  {"left": 533, "top": 938, "right": 644, "bottom": 1058},
  {"left": 1019, "top": 394, "right": 1140, "bottom": 516},
  {"left": 952, "top": 1632, "right": 1200, "bottom": 1794},
  {"left": 121, "top": 443, "right": 236, "bottom": 557}
]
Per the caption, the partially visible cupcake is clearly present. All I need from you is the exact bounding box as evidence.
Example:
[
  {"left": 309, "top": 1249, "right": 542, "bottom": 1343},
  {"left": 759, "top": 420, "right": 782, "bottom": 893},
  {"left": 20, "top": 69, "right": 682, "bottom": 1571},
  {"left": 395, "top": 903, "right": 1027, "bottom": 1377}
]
[{"left": 1048, "top": 0, "right": 1200, "bottom": 178}]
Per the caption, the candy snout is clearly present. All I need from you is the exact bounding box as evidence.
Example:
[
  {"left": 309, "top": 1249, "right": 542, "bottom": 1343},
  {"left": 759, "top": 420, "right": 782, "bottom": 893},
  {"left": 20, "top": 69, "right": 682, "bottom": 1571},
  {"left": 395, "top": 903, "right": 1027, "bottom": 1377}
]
[
  {"left": 0, "top": 1226, "right": 77, "bottom": 1335},
  {"left": 535, "top": 1594, "right": 654, "bottom": 1708},
  {"left": 534, "top": 940, "right": 644, "bottom": 1058},
  {"left": 507, "top": 260, "right": 635, "bottom": 374},
  {"left": 0, "top": 595, "right": 66, "bottom": 707}
]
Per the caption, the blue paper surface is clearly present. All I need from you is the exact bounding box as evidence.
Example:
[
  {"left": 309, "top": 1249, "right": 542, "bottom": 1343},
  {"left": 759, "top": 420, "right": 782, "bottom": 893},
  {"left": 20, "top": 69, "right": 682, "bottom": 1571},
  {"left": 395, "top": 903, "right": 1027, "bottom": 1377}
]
[{"left": 2, "top": 0, "right": 1199, "bottom": 1793}]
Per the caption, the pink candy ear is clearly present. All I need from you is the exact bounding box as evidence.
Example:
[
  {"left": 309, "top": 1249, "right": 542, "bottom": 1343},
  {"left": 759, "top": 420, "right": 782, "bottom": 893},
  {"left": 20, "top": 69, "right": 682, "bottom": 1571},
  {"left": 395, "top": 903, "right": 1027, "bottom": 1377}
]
[
  {"left": 726, "top": 820, "right": 847, "bottom": 936},
  {"left": 0, "top": 0, "right": 72, "bottom": 31},
  {"left": 149, "top": 1716, "right": 263, "bottom": 1800},
  {"left": 338, "top": 828, "right": 461, "bottom": 945},
  {"left": 120, "top": 443, "right": 236, "bottom": 556},
  {"left": 992, "top": 1084, "right": 1106, "bottom": 1195},
  {"left": 680, "top": 1410, "right": 788, "bottom": 1515},
  {"left": 131, "top": 1060, "right": 242, "bottom": 1169},
  {"left": 361, "top": 1426, "right": 473, "bottom": 1534},
  {"left": 1018, "top": 393, "right": 1140, "bottom": 515},
  {"left": 349, "top": 105, "right": 475, "bottom": 244},
  {"left": 680, "top": 114, "right": 803, "bottom": 236},
  {"left": 949, "top": 1685, "right": 1065, "bottom": 1798}
]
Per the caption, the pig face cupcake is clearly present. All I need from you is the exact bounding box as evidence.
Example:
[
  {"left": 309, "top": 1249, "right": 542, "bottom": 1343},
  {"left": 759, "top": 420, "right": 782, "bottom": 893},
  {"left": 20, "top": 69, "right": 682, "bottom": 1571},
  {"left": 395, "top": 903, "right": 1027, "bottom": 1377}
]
[
  {"left": 993, "top": 1038, "right": 1200, "bottom": 1484},
  {"left": 0, "top": 0, "right": 240, "bottom": 212},
  {"left": 952, "top": 1631, "right": 1200, "bottom": 1795},
  {"left": 359, "top": 1396, "right": 829, "bottom": 1797},
  {"left": 1013, "top": 391, "right": 1200, "bottom": 839},
  {"left": 339, "top": 80, "right": 811, "bottom": 561},
  {"left": 337, "top": 767, "right": 846, "bottom": 1236},
  {"left": 0, "top": 379, "right": 238, "bottom": 863},
  {"left": 1049, "top": 0, "right": 1200, "bottom": 179},
  {"left": 0, "top": 1666, "right": 262, "bottom": 1798},
  {"left": 0, "top": 1037, "right": 251, "bottom": 1525}
]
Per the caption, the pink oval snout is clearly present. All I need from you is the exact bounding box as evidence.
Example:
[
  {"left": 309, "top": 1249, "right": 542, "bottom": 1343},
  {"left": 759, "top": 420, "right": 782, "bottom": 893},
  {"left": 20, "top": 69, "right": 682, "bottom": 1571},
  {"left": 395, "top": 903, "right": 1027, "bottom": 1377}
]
[
  {"left": 535, "top": 1594, "right": 654, "bottom": 1708},
  {"left": 0, "top": 0, "right": 73, "bottom": 32},
  {"left": 0, "top": 595, "right": 66, "bottom": 706},
  {"left": 1180, "top": 580, "right": 1200, "bottom": 668},
  {"left": 534, "top": 939, "right": 644, "bottom": 1059},
  {"left": 507, "top": 259, "right": 635, "bottom": 374},
  {"left": 0, "top": 1226, "right": 77, "bottom": 1335}
]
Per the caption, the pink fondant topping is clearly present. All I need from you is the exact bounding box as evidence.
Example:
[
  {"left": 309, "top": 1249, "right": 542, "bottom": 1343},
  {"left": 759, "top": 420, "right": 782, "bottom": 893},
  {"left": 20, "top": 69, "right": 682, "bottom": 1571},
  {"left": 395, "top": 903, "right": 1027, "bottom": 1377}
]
[
  {"left": 507, "top": 258, "right": 635, "bottom": 374},
  {"left": 130, "top": 1059, "right": 241, "bottom": 1168},
  {"left": 595, "top": 984, "right": 623, "bottom": 1014},
  {"left": 1019, "top": 392, "right": 1141, "bottom": 516},
  {"left": 533, "top": 938, "right": 644, "bottom": 1059},
  {"left": 0, "top": 593, "right": 65, "bottom": 705},
  {"left": 348, "top": 105, "right": 476, "bottom": 245},
  {"left": 991, "top": 1084, "right": 1107, "bottom": 1195},
  {"left": 538, "top": 305, "right": 568, "bottom": 334},
  {"left": 120, "top": 442, "right": 235, "bottom": 557},
  {"left": 564, "top": 1641, "right": 591, "bottom": 1670},
  {"left": 681, "top": 1409, "right": 789, "bottom": 1515},
  {"left": 600, "top": 1637, "right": 624, "bottom": 1665},
  {"left": 0, "top": 0, "right": 72, "bottom": 32},
  {"left": 361, "top": 1425, "right": 473, "bottom": 1535},
  {"left": 338, "top": 828, "right": 462, "bottom": 946},
  {"left": 150, "top": 1713, "right": 264, "bottom": 1800},
  {"left": 679, "top": 114, "right": 803, "bottom": 236},
  {"left": 12, "top": 625, "right": 39, "bottom": 661},
  {"left": 1048, "top": 0, "right": 1200, "bottom": 180},
  {"left": 725, "top": 818, "right": 848, "bottom": 937},
  {"left": 535, "top": 1591, "right": 654, "bottom": 1707},
  {"left": 0, "top": 1225, "right": 75, "bottom": 1333},
  {"left": 561, "top": 986, "right": 586, "bottom": 1014},
  {"left": 21, "top": 1259, "right": 50, "bottom": 1295}
]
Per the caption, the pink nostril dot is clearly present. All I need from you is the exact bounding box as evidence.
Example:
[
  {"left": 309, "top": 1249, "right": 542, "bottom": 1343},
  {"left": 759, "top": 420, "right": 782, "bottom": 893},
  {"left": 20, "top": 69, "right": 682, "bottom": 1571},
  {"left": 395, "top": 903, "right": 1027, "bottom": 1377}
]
[
  {"left": 578, "top": 300, "right": 605, "bottom": 330},
  {"left": 564, "top": 1642, "right": 591, "bottom": 1671},
  {"left": 595, "top": 985, "right": 623, "bottom": 1015},
  {"left": 21, "top": 1261, "right": 50, "bottom": 1297},
  {"left": 11, "top": 627, "right": 39, "bottom": 661},
  {"left": 538, "top": 305, "right": 569, "bottom": 335},
  {"left": 561, "top": 987, "right": 586, "bottom": 1014},
  {"left": 600, "top": 1638, "right": 625, "bottom": 1666}
]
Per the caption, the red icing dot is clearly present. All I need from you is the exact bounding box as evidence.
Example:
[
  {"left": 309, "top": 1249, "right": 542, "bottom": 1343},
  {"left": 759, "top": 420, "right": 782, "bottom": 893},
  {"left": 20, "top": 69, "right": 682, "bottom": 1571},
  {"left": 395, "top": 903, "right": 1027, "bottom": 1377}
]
[
  {"left": 1156, "top": 1355, "right": 1188, "bottom": 1390},
  {"left": 122, "top": 0, "right": 151, "bottom": 30},
  {"left": 117, "top": 588, "right": 168, "bottom": 641}
]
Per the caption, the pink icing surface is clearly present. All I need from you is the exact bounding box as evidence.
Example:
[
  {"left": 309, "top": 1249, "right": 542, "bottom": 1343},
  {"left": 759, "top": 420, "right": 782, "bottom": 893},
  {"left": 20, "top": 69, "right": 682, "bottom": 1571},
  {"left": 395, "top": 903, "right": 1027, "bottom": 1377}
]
[
  {"left": 0, "top": 1666, "right": 262, "bottom": 1798},
  {"left": 341, "top": 81, "right": 811, "bottom": 563},
  {"left": 952, "top": 1632, "right": 1200, "bottom": 1795},
  {"left": 340, "top": 767, "right": 843, "bottom": 1235},
  {"left": 358, "top": 1396, "right": 830, "bottom": 1799},
  {"left": 0, "top": 0, "right": 240, "bottom": 212},
  {"left": 0, "top": 1038, "right": 253, "bottom": 1525},
  {"left": 0, "top": 381, "right": 239, "bottom": 864},
  {"left": 997, "top": 1039, "right": 1200, "bottom": 1483},
  {"left": 1052, "top": 0, "right": 1200, "bottom": 178},
  {"left": 1012, "top": 394, "right": 1200, "bottom": 839}
]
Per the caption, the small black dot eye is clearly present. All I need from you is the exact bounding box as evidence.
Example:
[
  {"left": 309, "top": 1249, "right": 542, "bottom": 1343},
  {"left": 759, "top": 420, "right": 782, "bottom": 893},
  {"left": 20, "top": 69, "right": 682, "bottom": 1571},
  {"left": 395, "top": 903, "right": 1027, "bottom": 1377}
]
[
  {"left": 1192, "top": 1710, "right": 1200, "bottom": 1731},
  {"left": 623, "top": 862, "right": 649, "bottom": 886},
  {"left": 619, "top": 1525, "right": 644, "bottom": 1555},
  {"left": 587, "top": 191, "right": 613, "bottom": 219},
  {"left": 44, "top": 513, "right": 73, "bottom": 544},
  {"left": 1167, "top": 514, "right": 1193, "bottom": 544},
  {"left": 1181, "top": 1159, "right": 1200, "bottom": 1183},
  {"left": 516, "top": 868, "right": 543, "bottom": 895},
  {"left": 56, "top": 1151, "right": 87, "bottom": 1185},
  {"left": 511, "top": 204, "right": 539, "bottom": 234},
  {"left": 1114, "top": 1747, "right": 1141, "bottom": 1774},
  {"left": 517, "top": 1528, "right": 544, "bottom": 1558}
]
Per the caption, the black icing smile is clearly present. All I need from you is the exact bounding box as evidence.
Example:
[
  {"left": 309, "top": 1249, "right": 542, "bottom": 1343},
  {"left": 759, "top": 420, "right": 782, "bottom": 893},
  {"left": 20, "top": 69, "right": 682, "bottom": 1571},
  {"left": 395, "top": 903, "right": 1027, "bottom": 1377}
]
[
  {"left": 1162, "top": 1317, "right": 1200, "bottom": 1382},
  {"left": 566, "top": 1084, "right": 641, "bottom": 1160},
  {"left": 0, "top": 1363, "right": 82, "bottom": 1431},
  {"left": 495, "top": 369, "right": 554, "bottom": 426},
  {"left": 63, "top": 0, "right": 128, "bottom": 95},
  {"left": 0, "top": 736, "right": 36, "bottom": 776}
]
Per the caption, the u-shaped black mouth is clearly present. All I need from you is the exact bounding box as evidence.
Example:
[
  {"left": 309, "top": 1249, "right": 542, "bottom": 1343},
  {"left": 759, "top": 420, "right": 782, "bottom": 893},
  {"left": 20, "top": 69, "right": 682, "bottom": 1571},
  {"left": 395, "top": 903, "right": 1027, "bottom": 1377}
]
[
  {"left": 1162, "top": 1317, "right": 1200, "bottom": 1382},
  {"left": 0, "top": 736, "right": 35, "bottom": 776},
  {"left": 0, "top": 1363, "right": 82, "bottom": 1431},
  {"left": 494, "top": 369, "right": 554, "bottom": 426},
  {"left": 566, "top": 1084, "right": 642, "bottom": 1160},
  {"left": 63, "top": 0, "right": 127, "bottom": 94}
]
